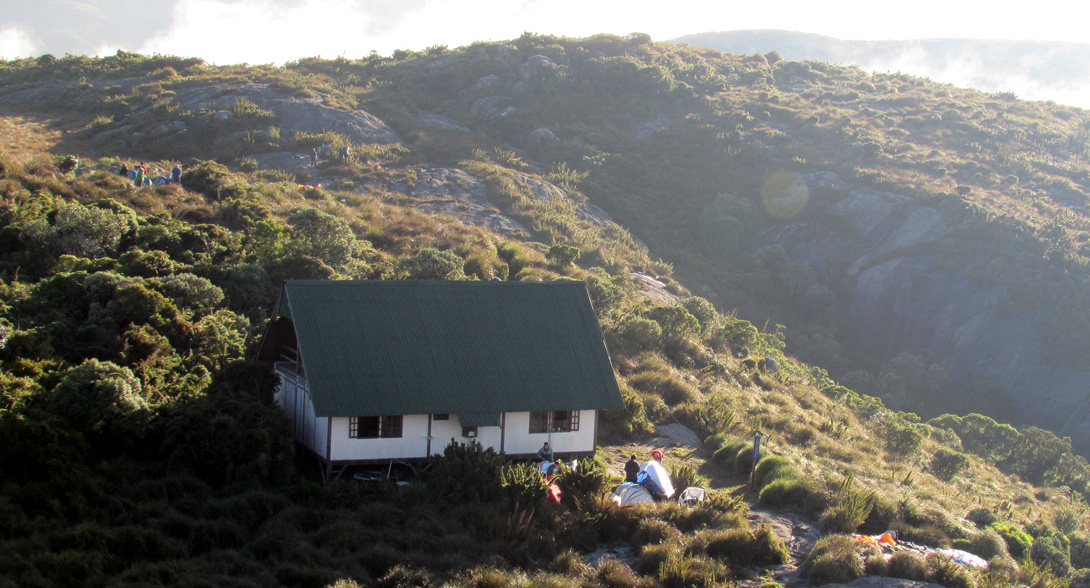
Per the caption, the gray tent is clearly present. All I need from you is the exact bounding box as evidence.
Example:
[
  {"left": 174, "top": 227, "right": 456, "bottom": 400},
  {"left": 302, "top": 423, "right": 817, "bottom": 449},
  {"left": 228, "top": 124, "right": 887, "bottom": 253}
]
[
  {"left": 611, "top": 482, "right": 654, "bottom": 507},
  {"left": 677, "top": 486, "right": 708, "bottom": 506}
]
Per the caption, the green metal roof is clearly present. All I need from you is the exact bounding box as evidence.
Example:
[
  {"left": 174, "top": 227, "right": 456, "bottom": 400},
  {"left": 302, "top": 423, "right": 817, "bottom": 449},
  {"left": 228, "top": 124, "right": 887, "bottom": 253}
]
[{"left": 273, "top": 280, "right": 624, "bottom": 418}]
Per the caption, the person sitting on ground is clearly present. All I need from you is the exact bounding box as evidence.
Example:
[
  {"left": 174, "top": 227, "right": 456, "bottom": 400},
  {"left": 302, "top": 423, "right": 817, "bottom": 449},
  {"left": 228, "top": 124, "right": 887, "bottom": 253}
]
[
  {"left": 119, "top": 163, "right": 129, "bottom": 177},
  {"left": 537, "top": 441, "right": 554, "bottom": 463},
  {"left": 624, "top": 455, "right": 640, "bottom": 483}
]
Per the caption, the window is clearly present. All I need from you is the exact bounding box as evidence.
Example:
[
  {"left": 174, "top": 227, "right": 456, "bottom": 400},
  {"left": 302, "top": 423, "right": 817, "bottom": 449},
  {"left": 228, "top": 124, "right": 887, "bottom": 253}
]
[
  {"left": 349, "top": 415, "right": 403, "bottom": 438},
  {"left": 433, "top": 414, "right": 449, "bottom": 421},
  {"left": 529, "top": 410, "right": 580, "bottom": 434},
  {"left": 462, "top": 426, "right": 478, "bottom": 438}
]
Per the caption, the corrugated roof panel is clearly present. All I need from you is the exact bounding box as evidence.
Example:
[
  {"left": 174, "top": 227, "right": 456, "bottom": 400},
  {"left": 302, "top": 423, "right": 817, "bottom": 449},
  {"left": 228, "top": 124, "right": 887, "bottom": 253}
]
[{"left": 277, "top": 280, "right": 624, "bottom": 417}]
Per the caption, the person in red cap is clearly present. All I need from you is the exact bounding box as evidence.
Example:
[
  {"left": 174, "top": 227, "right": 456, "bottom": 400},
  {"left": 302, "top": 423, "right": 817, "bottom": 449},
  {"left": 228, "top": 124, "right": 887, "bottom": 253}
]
[{"left": 638, "top": 449, "right": 674, "bottom": 499}]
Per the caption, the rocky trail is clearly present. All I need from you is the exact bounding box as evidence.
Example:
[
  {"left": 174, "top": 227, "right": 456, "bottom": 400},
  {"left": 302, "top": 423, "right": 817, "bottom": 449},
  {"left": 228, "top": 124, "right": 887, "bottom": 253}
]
[{"left": 743, "top": 509, "right": 821, "bottom": 588}]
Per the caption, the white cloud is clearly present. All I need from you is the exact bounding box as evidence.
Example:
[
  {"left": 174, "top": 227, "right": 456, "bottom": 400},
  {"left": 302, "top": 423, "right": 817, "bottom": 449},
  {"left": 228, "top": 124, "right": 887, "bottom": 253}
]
[{"left": 0, "top": 27, "right": 41, "bottom": 59}]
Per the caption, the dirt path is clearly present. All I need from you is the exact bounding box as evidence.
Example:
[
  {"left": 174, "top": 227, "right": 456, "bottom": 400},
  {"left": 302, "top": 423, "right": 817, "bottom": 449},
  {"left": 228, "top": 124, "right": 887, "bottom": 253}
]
[{"left": 743, "top": 509, "right": 822, "bottom": 587}]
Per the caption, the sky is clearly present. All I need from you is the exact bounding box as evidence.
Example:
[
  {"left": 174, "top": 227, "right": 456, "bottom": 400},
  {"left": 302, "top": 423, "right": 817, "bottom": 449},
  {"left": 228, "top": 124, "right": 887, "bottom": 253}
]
[{"left": 2, "top": 0, "right": 1089, "bottom": 106}]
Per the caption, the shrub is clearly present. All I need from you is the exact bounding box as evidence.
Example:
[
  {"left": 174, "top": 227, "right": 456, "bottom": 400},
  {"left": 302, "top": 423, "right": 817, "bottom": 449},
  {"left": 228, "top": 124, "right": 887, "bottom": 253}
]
[
  {"left": 886, "top": 550, "right": 927, "bottom": 580},
  {"left": 48, "top": 358, "right": 148, "bottom": 444},
  {"left": 554, "top": 455, "right": 610, "bottom": 503},
  {"left": 1070, "top": 535, "right": 1090, "bottom": 570},
  {"left": 802, "top": 535, "right": 868, "bottom": 585},
  {"left": 180, "top": 160, "right": 233, "bottom": 201},
  {"left": 546, "top": 243, "right": 580, "bottom": 267},
  {"left": 395, "top": 247, "right": 467, "bottom": 280},
  {"left": 712, "top": 438, "right": 752, "bottom": 471},
  {"left": 882, "top": 419, "right": 925, "bottom": 457},
  {"left": 752, "top": 455, "right": 790, "bottom": 488},
  {"left": 983, "top": 555, "right": 1020, "bottom": 584},
  {"left": 924, "top": 552, "right": 975, "bottom": 588},
  {"left": 667, "top": 463, "right": 706, "bottom": 492},
  {"left": 680, "top": 296, "right": 720, "bottom": 333},
  {"left": 1030, "top": 534, "right": 1071, "bottom": 577},
  {"left": 702, "top": 525, "right": 788, "bottom": 566},
  {"left": 965, "top": 528, "right": 1008, "bottom": 560},
  {"left": 759, "top": 477, "right": 816, "bottom": 510},
  {"left": 633, "top": 518, "right": 681, "bottom": 547},
  {"left": 967, "top": 507, "right": 998, "bottom": 528},
  {"left": 500, "top": 461, "right": 549, "bottom": 509},
  {"left": 929, "top": 448, "right": 970, "bottom": 482},
  {"left": 637, "top": 541, "right": 680, "bottom": 575},
  {"left": 657, "top": 553, "right": 729, "bottom": 588},
  {"left": 596, "top": 557, "right": 641, "bottom": 588},
  {"left": 989, "top": 522, "right": 1032, "bottom": 559},
  {"left": 644, "top": 306, "right": 700, "bottom": 341},
  {"left": 617, "top": 316, "right": 662, "bottom": 350},
  {"left": 1070, "top": 568, "right": 1090, "bottom": 588},
  {"left": 627, "top": 371, "right": 696, "bottom": 406},
  {"left": 429, "top": 440, "right": 504, "bottom": 503}
]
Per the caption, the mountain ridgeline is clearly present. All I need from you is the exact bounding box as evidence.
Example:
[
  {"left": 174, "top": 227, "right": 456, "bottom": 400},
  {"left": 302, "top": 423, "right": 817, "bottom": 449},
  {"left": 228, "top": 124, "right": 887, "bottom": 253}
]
[{"left": 3, "top": 35, "right": 1090, "bottom": 587}]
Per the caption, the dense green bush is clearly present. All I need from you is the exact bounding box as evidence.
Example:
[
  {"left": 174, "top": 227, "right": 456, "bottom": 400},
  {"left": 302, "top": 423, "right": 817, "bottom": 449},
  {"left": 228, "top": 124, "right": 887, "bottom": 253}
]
[
  {"left": 929, "top": 448, "right": 970, "bottom": 482},
  {"left": 47, "top": 358, "right": 149, "bottom": 447},
  {"left": 1030, "top": 533, "right": 1071, "bottom": 577},
  {"left": 429, "top": 440, "right": 504, "bottom": 503},
  {"left": 500, "top": 461, "right": 549, "bottom": 509},
  {"left": 989, "top": 521, "right": 1033, "bottom": 559},
  {"left": 180, "top": 160, "right": 234, "bottom": 201}
]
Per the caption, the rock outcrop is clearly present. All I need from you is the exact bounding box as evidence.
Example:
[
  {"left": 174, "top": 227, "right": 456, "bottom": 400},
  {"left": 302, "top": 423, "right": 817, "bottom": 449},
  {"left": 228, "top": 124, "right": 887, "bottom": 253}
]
[{"left": 767, "top": 172, "right": 1090, "bottom": 450}]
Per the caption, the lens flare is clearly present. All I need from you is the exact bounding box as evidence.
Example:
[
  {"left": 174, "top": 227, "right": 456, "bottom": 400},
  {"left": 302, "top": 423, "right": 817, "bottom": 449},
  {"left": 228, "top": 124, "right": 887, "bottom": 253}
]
[{"left": 761, "top": 170, "right": 809, "bottom": 218}]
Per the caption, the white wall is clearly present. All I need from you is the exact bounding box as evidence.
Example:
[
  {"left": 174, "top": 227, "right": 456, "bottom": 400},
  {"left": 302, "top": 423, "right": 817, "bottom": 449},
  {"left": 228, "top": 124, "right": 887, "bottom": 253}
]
[
  {"left": 274, "top": 365, "right": 327, "bottom": 459},
  {"left": 329, "top": 415, "right": 431, "bottom": 461},
  {"left": 272, "top": 370, "right": 601, "bottom": 463},
  {"left": 429, "top": 416, "right": 500, "bottom": 455},
  {"left": 503, "top": 411, "right": 597, "bottom": 457}
]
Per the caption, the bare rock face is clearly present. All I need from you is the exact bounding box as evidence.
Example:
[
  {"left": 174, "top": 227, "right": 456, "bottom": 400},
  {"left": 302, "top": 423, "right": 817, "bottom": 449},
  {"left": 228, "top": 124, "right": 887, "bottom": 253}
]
[
  {"left": 527, "top": 127, "right": 559, "bottom": 148},
  {"left": 766, "top": 173, "right": 1090, "bottom": 452},
  {"left": 470, "top": 96, "right": 514, "bottom": 120},
  {"left": 521, "top": 55, "right": 564, "bottom": 81},
  {"left": 413, "top": 112, "right": 469, "bottom": 132},
  {"left": 388, "top": 167, "right": 530, "bottom": 237},
  {"left": 171, "top": 83, "right": 402, "bottom": 145}
]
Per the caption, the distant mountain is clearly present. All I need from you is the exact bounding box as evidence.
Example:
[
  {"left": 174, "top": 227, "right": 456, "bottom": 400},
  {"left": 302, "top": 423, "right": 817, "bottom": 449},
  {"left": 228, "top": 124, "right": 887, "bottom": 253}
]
[{"left": 673, "top": 30, "right": 1090, "bottom": 108}]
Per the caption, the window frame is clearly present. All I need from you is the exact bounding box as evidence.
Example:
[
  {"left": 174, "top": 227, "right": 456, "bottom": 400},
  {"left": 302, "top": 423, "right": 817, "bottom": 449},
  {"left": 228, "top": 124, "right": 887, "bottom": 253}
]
[
  {"left": 349, "top": 415, "right": 403, "bottom": 439},
  {"left": 528, "top": 410, "right": 580, "bottom": 434}
]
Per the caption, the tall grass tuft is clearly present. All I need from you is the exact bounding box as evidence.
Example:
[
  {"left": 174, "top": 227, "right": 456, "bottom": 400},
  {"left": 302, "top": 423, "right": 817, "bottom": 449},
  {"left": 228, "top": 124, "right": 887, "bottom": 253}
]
[{"left": 802, "top": 535, "right": 871, "bottom": 585}]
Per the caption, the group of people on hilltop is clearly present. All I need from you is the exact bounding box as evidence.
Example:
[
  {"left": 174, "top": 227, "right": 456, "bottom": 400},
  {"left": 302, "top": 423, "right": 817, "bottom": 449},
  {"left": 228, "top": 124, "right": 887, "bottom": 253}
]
[{"left": 118, "top": 161, "right": 182, "bottom": 187}]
